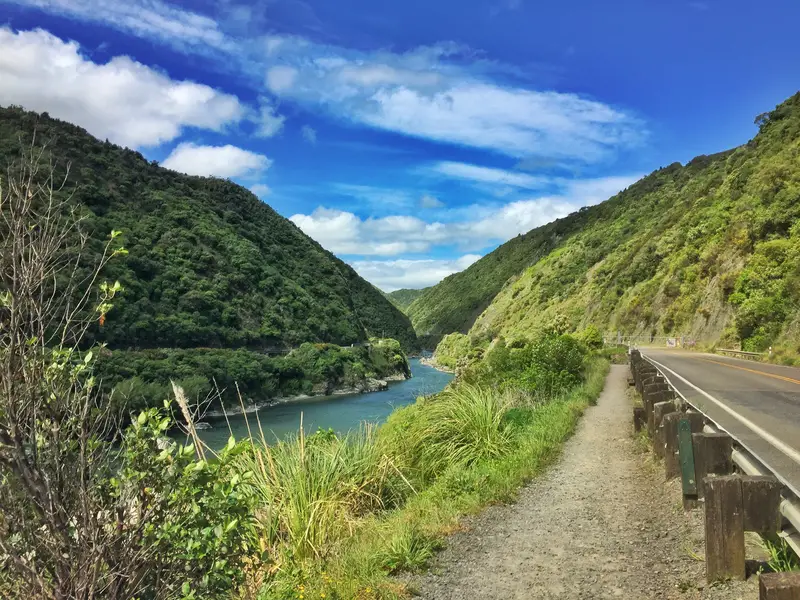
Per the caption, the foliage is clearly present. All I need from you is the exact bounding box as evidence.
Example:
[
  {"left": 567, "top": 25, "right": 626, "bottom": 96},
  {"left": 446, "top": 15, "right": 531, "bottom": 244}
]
[
  {"left": 432, "top": 332, "right": 474, "bottom": 369},
  {"left": 0, "top": 106, "right": 418, "bottom": 354},
  {"left": 385, "top": 287, "right": 429, "bottom": 312},
  {"left": 576, "top": 325, "right": 604, "bottom": 349},
  {"left": 412, "top": 92, "right": 800, "bottom": 355},
  {"left": 0, "top": 140, "right": 254, "bottom": 599},
  {"left": 99, "top": 339, "right": 410, "bottom": 411},
  {"left": 463, "top": 334, "right": 588, "bottom": 397}
]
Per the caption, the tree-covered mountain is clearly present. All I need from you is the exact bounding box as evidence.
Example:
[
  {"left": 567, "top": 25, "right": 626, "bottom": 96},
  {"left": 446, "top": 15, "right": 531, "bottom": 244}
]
[
  {"left": 415, "top": 92, "right": 800, "bottom": 358},
  {"left": 386, "top": 287, "right": 429, "bottom": 311},
  {"left": 0, "top": 106, "right": 418, "bottom": 353}
]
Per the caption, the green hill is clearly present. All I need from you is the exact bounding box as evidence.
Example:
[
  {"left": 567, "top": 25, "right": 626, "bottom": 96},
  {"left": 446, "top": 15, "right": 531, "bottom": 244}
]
[
  {"left": 416, "top": 92, "right": 800, "bottom": 359},
  {"left": 0, "top": 106, "right": 418, "bottom": 354},
  {"left": 386, "top": 287, "right": 429, "bottom": 311}
]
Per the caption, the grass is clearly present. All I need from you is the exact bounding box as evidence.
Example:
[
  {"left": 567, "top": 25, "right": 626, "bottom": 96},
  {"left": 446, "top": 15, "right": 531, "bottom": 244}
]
[
  {"left": 762, "top": 538, "right": 800, "bottom": 572},
  {"left": 243, "top": 356, "right": 610, "bottom": 599}
]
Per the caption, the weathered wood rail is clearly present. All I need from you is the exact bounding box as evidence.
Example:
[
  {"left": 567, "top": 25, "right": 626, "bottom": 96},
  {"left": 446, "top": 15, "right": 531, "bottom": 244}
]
[{"left": 629, "top": 349, "right": 800, "bottom": 596}]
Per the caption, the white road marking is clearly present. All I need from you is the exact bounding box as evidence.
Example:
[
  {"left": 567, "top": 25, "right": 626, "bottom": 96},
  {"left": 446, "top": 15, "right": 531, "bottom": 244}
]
[{"left": 645, "top": 354, "right": 800, "bottom": 466}]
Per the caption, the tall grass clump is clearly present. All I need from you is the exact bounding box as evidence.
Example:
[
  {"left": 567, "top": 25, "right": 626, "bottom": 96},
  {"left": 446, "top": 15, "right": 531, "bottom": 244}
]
[
  {"left": 384, "top": 384, "right": 514, "bottom": 482},
  {"left": 236, "top": 423, "right": 411, "bottom": 564}
]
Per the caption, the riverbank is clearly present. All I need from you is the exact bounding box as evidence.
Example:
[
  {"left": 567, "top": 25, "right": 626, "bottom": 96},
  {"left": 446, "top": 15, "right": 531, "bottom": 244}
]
[
  {"left": 193, "top": 358, "right": 453, "bottom": 449},
  {"left": 420, "top": 355, "right": 454, "bottom": 373},
  {"left": 202, "top": 371, "right": 410, "bottom": 419}
]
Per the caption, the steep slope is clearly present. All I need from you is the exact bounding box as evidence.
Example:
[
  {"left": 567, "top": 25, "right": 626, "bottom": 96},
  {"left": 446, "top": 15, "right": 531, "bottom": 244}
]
[
  {"left": 0, "top": 106, "right": 418, "bottom": 352},
  {"left": 386, "top": 287, "right": 429, "bottom": 311},
  {"left": 407, "top": 207, "right": 605, "bottom": 340},
  {"left": 427, "top": 92, "right": 800, "bottom": 355}
]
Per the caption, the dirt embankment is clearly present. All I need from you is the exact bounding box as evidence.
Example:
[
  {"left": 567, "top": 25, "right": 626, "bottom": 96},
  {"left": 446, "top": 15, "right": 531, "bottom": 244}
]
[{"left": 407, "top": 365, "right": 761, "bottom": 599}]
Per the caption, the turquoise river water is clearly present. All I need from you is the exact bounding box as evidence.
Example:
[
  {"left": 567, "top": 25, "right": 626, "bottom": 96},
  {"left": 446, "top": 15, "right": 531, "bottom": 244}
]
[{"left": 193, "top": 358, "right": 452, "bottom": 449}]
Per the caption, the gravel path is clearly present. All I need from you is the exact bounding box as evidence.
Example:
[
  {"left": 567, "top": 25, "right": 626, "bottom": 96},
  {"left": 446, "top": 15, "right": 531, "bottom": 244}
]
[{"left": 407, "top": 365, "right": 760, "bottom": 600}]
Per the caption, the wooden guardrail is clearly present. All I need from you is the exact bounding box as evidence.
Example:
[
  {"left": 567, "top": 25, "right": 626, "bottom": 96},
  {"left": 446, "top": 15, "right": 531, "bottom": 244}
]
[{"left": 628, "top": 349, "right": 800, "bottom": 596}]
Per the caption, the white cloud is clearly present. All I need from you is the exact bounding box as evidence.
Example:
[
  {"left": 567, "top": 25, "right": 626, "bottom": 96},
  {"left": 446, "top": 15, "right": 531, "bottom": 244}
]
[
  {"left": 163, "top": 143, "right": 271, "bottom": 178},
  {"left": 429, "top": 161, "right": 551, "bottom": 189},
  {"left": 420, "top": 195, "right": 444, "bottom": 209},
  {"left": 266, "top": 66, "right": 298, "bottom": 93},
  {"left": 250, "top": 183, "right": 271, "bottom": 197},
  {"left": 290, "top": 174, "right": 640, "bottom": 256},
  {"left": 256, "top": 101, "right": 285, "bottom": 137},
  {"left": 5, "top": 5, "right": 646, "bottom": 163},
  {"left": 6, "top": 0, "right": 233, "bottom": 53},
  {"left": 0, "top": 27, "right": 244, "bottom": 148},
  {"left": 352, "top": 255, "right": 482, "bottom": 291},
  {"left": 258, "top": 37, "right": 645, "bottom": 162},
  {"left": 301, "top": 125, "right": 317, "bottom": 144}
]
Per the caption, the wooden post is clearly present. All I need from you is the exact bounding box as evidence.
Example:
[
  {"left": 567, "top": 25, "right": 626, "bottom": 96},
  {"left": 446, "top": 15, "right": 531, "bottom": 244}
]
[
  {"left": 760, "top": 572, "right": 800, "bottom": 599},
  {"left": 678, "top": 413, "right": 705, "bottom": 508},
  {"left": 633, "top": 407, "right": 646, "bottom": 432},
  {"left": 704, "top": 475, "right": 745, "bottom": 582},
  {"left": 662, "top": 412, "right": 683, "bottom": 479},
  {"left": 652, "top": 401, "right": 677, "bottom": 458},
  {"left": 742, "top": 476, "right": 782, "bottom": 534},
  {"left": 692, "top": 432, "right": 733, "bottom": 499}
]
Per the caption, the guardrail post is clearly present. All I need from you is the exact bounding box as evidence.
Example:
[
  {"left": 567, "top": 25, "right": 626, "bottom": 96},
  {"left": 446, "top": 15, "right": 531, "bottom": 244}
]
[
  {"left": 692, "top": 432, "right": 733, "bottom": 499},
  {"left": 759, "top": 572, "right": 800, "bottom": 599},
  {"left": 653, "top": 400, "right": 677, "bottom": 458},
  {"left": 705, "top": 475, "right": 746, "bottom": 582},
  {"left": 678, "top": 413, "right": 705, "bottom": 508},
  {"left": 742, "top": 476, "right": 782, "bottom": 534},
  {"left": 662, "top": 412, "right": 683, "bottom": 479}
]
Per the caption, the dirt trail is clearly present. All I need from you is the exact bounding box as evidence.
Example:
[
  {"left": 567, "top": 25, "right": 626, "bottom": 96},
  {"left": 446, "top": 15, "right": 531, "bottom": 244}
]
[{"left": 408, "top": 365, "right": 759, "bottom": 600}]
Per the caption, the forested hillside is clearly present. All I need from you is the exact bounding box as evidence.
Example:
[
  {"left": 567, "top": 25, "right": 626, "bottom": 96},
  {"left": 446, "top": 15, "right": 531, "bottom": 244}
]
[
  {"left": 0, "top": 106, "right": 418, "bottom": 353},
  {"left": 419, "top": 92, "right": 800, "bottom": 357},
  {"left": 386, "top": 287, "right": 429, "bottom": 311}
]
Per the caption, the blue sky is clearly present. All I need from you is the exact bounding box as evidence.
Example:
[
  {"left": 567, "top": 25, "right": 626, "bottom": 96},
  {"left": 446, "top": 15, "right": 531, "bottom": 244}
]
[{"left": 1, "top": 0, "right": 799, "bottom": 290}]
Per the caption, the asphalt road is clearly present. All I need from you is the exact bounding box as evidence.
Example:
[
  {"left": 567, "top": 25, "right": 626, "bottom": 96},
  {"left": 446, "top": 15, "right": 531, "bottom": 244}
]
[{"left": 641, "top": 349, "right": 800, "bottom": 497}]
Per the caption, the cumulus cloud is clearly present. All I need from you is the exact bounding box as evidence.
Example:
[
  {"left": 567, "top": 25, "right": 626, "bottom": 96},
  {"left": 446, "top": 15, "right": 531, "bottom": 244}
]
[
  {"left": 163, "top": 143, "right": 271, "bottom": 178},
  {"left": 290, "top": 174, "right": 640, "bottom": 256},
  {"left": 351, "top": 255, "right": 482, "bottom": 291},
  {"left": 0, "top": 27, "right": 244, "bottom": 148},
  {"left": 301, "top": 125, "right": 317, "bottom": 144}
]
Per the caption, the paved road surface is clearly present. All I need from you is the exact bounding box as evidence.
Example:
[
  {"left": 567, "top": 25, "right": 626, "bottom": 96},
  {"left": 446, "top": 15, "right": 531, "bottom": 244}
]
[{"left": 642, "top": 349, "right": 800, "bottom": 496}]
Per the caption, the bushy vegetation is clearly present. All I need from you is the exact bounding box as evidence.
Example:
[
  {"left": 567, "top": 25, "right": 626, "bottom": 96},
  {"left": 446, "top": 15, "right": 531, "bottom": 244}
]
[
  {"left": 412, "top": 93, "right": 800, "bottom": 357},
  {"left": 431, "top": 332, "right": 475, "bottom": 369},
  {"left": 98, "top": 339, "right": 410, "bottom": 412},
  {"left": 385, "top": 287, "right": 429, "bottom": 311},
  {"left": 0, "top": 105, "right": 419, "bottom": 354}
]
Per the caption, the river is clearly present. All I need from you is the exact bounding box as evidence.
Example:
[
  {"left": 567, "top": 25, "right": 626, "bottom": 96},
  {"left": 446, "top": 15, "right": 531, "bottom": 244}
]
[{"left": 194, "top": 358, "right": 452, "bottom": 449}]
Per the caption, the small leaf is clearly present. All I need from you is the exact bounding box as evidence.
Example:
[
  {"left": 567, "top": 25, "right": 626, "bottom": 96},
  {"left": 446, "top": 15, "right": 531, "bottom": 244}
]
[
  {"left": 137, "top": 412, "right": 147, "bottom": 426},
  {"left": 84, "top": 351, "right": 93, "bottom": 364},
  {"left": 226, "top": 435, "right": 235, "bottom": 451}
]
